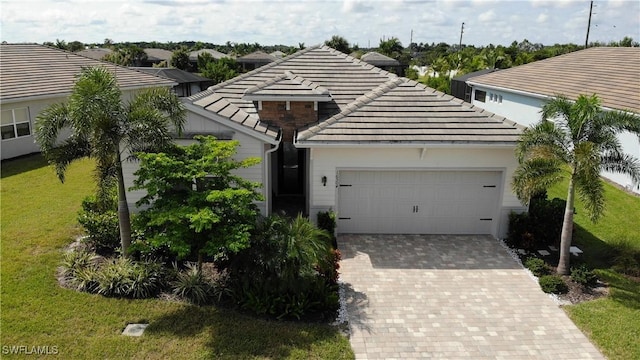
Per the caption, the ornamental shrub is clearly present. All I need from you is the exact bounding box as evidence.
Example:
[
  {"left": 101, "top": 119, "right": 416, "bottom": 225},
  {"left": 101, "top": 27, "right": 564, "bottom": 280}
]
[
  {"left": 77, "top": 194, "right": 120, "bottom": 255},
  {"left": 570, "top": 264, "right": 598, "bottom": 287},
  {"left": 524, "top": 257, "right": 552, "bottom": 277},
  {"left": 538, "top": 275, "right": 568, "bottom": 294}
]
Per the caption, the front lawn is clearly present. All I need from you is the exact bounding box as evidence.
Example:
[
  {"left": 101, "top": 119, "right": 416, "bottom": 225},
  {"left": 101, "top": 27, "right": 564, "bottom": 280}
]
[
  {"left": 548, "top": 180, "right": 640, "bottom": 360},
  {"left": 0, "top": 154, "right": 353, "bottom": 359}
]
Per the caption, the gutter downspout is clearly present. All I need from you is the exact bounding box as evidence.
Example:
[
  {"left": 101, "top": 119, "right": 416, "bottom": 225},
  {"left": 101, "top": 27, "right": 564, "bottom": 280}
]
[{"left": 264, "top": 132, "right": 282, "bottom": 215}]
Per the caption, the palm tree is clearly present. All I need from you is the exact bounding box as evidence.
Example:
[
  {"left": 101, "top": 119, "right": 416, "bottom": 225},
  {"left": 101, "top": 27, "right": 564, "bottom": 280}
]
[
  {"left": 35, "top": 66, "right": 186, "bottom": 256},
  {"left": 513, "top": 94, "right": 639, "bottom": 274}
]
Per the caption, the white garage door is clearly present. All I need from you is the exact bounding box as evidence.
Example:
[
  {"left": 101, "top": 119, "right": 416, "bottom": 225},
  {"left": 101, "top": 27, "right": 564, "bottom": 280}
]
[{"left": 337, "top": 170, "right": 501, "bottom": 234}]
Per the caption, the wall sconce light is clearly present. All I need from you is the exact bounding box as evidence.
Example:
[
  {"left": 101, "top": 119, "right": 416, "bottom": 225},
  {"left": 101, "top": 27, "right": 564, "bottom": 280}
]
[{"left": 321, "top": 176, "right": 327, "bottom": 186}]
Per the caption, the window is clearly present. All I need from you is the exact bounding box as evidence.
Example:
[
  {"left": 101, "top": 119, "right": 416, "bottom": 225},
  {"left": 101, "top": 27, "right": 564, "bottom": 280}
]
[
  {"left": 498, "top": 95, "right": 503, "bottom": 103},
  {"left": 474, "top": 90, "right": 486, "bottom": 103},
  {"left": 489, "top": 93, "right": 494, "bottom": 102},
  {"left": 1, "top": 108, "right": 31, "bottom": 140}
]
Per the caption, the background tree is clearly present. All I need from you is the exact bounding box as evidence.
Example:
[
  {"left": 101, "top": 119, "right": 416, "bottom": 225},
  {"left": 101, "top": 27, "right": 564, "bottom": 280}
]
[
  {"left": 102, "top": 45, "right": 147, "bottom": 66},
  {"left": 324, "top": 35, "right": 351, "bottom": 54},
  {"left": 201, "top": 57, "right": 240, "bottom": 84},
  {"left": 35, "top": 66, "right": 186, "bottom": 256},
  {"left": 512, "top": 94, "right": 640, "bottom": 274},
  {"left": 132, "top": 136, "right": 263, "bottom": 271},
  {"left": 378, "top": 37, "right": 403, "bottom": 58},
  {"left": 170, "top": 47, "right": 191, "bottom": 70}
]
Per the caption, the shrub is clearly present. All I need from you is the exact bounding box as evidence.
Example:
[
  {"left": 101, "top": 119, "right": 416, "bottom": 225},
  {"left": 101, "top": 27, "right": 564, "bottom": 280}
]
[
  {"left": 78, "top": 195, "right": 120, "bottom": 255},
  {"left": 60, "top": 250, "right": 101, "bottom": 292},
  {"left": 171, "top": 263, "right": 211, "bottom": 305},
  {"left": 220, "top": 214, "right": 339, "bottom": 319},
  {"left": 317, "top": 210, "right": 337, "bottom": 249},
  {"left": 538, "top": 275, "right": 568, "bottom": 294},
  {"left": 94, "top": 257, "right": 166, "bottom": 298},
  {"left": 507, "top": 196, "right": 567, "bottom": 250},
  {"left": 609, "top": 239, "right": 640, "bottom": 277},
  {"left": 571, "top": 264, "right": 598, "bottom": 287},
  {"left": 524, "top": 257, "right": 552, "bottom": 277}
]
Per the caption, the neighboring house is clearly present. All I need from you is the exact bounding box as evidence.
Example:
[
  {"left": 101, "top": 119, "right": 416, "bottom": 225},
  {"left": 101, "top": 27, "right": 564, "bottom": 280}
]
[
  {"left": 451, "top": 69, "right": 499, "bottom": 103},
  {"left": 76, "top": 48, "right": 113, "bottom": 61},
  {"left": 236, "top": 51, "right": 277, "bottom": 71},
  {"left": 270, "top": 51, "right": 286, "bottom": 59},
  {"left": 360, "top": 51, "right": 403, "bottom": 75},
  {"left": 124, "top": 45, "right": 526, "bottom": 238},
  {"left": 189, "top": 48, "right": 231, "bottom": 71},
  {"left": 130, "top": 67, "right": 213, "bottom": 97},
  {"left": 0, "top": 44, "right": 176, "bottom": 160},
  {"left": 142, "top": 48, "right": 173, "bottom": 67},
  {"left": 467, "top": 47, "right": 640, "bottom": 193}
]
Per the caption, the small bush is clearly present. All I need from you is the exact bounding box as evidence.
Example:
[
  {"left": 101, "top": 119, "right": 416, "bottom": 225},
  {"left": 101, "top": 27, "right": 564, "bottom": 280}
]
[
  {"left": 172, "top": 264, "right": 211, "bottom": 305},
  {"left": 571, "top": 264, "right": 598, "bottom": 287},
  {"left": 610, "top": 239, "right": 640, "bottom": 277},
  {"left": 507, "top": 196, "right": 567, "bottom": 250},
  {"left": 60, "top": 250, "right": 101, "bottom": 292},
  {"left": 78, "top": 195, "right": 120, "bottom": 255},
  {"left": 317, "top": 210, "right": 337, "bottom": 249},
  {"left": 538, "top": 275, "right": 568, "bottom": 294},
  {"left": 524, "top": 257, "right": 552, "bottom": 277},
  {"left": 94, "top": 257, "right": 166, "bottom": 298}
]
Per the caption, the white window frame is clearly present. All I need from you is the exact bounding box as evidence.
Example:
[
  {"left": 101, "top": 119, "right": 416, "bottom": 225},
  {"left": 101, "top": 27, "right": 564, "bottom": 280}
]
[{"left": 1, "top": 107, "right": 31, "bottom": 141}]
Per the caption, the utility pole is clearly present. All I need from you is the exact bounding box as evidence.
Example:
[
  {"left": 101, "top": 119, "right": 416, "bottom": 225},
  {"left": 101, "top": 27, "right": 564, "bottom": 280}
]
[
  {"left": 585, "top": 1, "right": 593, "bottom": 48},
  {"left": 457, "top": 22, "right": 465, "bottom": 69},
  {"left": 410, "top": 29, "right": 413, "bottom": 46}
]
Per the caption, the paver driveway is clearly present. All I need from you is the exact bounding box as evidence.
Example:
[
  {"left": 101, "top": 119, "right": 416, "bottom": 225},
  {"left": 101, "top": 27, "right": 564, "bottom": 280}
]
[{"left": 339, "top": 234, "right": 604, "bottom": 359}]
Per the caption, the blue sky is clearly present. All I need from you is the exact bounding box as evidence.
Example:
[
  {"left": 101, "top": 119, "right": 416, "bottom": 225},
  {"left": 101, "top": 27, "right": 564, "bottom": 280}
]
[{"left": 1, "top": 0, "right": 638, "bottom": 47}]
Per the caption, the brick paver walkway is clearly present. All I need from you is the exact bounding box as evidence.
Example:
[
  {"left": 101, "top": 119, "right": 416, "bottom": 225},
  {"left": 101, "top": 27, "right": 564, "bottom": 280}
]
[{"left": 339, "top": 234, "right": 604, "bottom": 359}]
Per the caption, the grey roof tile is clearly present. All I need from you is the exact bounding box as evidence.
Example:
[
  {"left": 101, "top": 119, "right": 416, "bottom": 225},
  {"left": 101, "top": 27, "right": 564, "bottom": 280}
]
[
  {"left": 0, "top": 44, "right": 175, "bottom": 102},
  {"left": 186, "top": 45, "right": 523, "bottom": 144},
  {"left": 468, "top": 47, "right": 640, "bottom": 113}
]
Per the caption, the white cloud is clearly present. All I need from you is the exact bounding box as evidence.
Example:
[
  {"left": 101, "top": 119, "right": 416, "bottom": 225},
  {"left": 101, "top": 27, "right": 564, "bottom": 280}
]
[
  {"left": 478, "top": 10, "right": 495, "bottom": 22},
  {"left": 342, "top": 0, "right": 373, "bottom": 13},
  {"left": 537, "top": 13, "right": 548, "bottom": 23}
]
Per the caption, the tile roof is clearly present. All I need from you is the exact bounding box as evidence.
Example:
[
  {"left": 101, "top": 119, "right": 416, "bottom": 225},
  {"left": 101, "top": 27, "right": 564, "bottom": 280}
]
[
  {"left": 187, "top": 45, "right": 522, "bottom": 144},
  {"left": 0, "top": 44, "right": 176, "bottom": 102},
  {"left": 189, "top": 49, "right": 230, "bottom": 61},
  {"left": 297, "top": 78, "right": 522, "bottom": 144},
  {"left": 468, "top": 47, "right": 640, "bottom": 113},
  {"left": 361, "top": 51, "right": 400, "bottom": 66},
  {"left": 143, "top": 48, "right": 173, "bottom": 61},
  {"left": 237, "top": 51, "right": 277, "bottom": 63},
  {"left": 243, "top": 70, "right": 331, "bottom": 101},
  {"left": 131, "top": 67, "right": 211, "bottom": 84},
  {"left": 76, "top": 48, "right": 113, "bottom": 60}
]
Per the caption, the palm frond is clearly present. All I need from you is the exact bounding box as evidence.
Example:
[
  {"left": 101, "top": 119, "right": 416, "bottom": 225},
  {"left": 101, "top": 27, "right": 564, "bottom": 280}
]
[
  {"left": 512, "top": 158, "right": 564, "bottom": 202},
  {"left": 128, "top": 87, "right": 186, "bottom": 136},
  {"left": 601, "top": 151, "right": 640, "bottom": 184},
  {"left": 35, "top": 102, "right": 70, "bottom": 157},
  {"left": 516, "top": 120, "right": 570, "bottom": 163},
  {"left": 45, "top": 136, "right": 92, "bottom": 182}
]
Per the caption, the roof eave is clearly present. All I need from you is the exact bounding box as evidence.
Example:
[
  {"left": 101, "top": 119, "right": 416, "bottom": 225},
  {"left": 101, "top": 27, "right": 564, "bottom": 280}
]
[{"left": 294, "top": 139, "right": 518, "bottom": 149}]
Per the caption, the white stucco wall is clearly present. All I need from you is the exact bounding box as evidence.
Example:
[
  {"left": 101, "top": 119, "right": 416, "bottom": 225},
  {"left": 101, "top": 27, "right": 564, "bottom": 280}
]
[
  {"left": 1, "top": 89, "right": 145, "bottom": 160},
  {"left": 307, "top": 146, "right": 526, "bottom": 238},
  {"left": 470, "top": 85, "right": 640, "bottom": 194},
  {"left": 122, "top": 110, "right": 269, "bottom": 214}
]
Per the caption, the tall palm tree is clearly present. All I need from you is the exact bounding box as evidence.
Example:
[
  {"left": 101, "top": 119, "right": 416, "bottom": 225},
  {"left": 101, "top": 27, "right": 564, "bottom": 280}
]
[
  {"left": 513, "top": 94, "right": 639, "bottom": 274},
  {"left": 35, "top": 66, "right": 186, "bottom": 256}
]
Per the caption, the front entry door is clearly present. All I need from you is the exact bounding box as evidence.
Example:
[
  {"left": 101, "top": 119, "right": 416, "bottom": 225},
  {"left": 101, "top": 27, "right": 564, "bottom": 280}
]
[{"left": 278, "top": 142, "right": 305, "bottom": 195}]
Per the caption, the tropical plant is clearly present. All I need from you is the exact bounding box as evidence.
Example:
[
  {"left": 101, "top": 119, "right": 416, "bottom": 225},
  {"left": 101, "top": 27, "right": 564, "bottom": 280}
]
[
  {"left": 132, "top": 136, "right": 263, "bottom": 271},
  {"left": 172, "top": 263, "right": 212, "bottom": 305},
  {"left": 379, "top": 37, "right": 403, "bottom": 58},
  {"left": 324, "top": 35, "right": 351, "bottom": 54},
  {"left": 201, "top": 58, "right": 240, "bottom": 84},
  {"left": 512, "top": 94, "right": 640, "bottom": 274},
  {"left": 538, "top": 275, "right": 568, "bottom": 294},
  {"left": 35, "top": 66, "right": 186, "bottom": 257},
  {"left": 170, "top": 46, "right": 191, "bottom": 70},
  {"left": 102, "top": 45, "right": 148, "bottom": 66}
]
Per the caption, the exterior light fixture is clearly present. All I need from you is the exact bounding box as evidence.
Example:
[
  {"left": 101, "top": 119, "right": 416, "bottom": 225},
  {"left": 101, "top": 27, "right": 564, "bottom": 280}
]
[{"left": 321, "top": 176, "right": 327, "bottom": 186}]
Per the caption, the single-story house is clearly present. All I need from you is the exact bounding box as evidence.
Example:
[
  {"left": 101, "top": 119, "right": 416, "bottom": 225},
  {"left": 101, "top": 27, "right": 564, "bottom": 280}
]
[
  {"left": 236, "top": 51, "right": 277, "bottom": 71},
  {"left": 467, "top": 47, "right": 640, "bottom": 193},
  {"left": 76, "top": 48, "right": 113, "bottom": 61},
  {"left": 451, "top": 69, "right": 499, "bottom": 103},
  {"left": 130, "top": 67, "right": 213, "bottom": 97},
  {"left": 360, "top": 51, "right": 403, "bottom": 75},
  {"left": 0, "top": 44, "right": 176, "bottom": 160},
  {"left": 124, "top": 45, "right": 526, "bottom": 238},
  {"left": 142, "top": 48, "right": 174, "bottom": 67}
]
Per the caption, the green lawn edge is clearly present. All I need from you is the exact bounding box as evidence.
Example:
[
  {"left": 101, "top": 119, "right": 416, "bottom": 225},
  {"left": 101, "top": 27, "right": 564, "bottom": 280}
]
[{"left": 0, "top": 155, "right": 354, "bottom": 359}]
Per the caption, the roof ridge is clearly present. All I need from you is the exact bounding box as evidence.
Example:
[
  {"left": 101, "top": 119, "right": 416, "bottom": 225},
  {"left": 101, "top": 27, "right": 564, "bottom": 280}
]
[
  {"left": 321, "top": 45, "right": 399, "bottom": 80},
  {"left": 297, "top": 78, "right": 403, "bottom": 141}
]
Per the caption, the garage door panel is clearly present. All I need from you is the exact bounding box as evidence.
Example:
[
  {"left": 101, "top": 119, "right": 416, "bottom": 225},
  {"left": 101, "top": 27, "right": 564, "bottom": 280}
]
[{"left": 338, "top": 170, "right": 500, "bottom": 234}]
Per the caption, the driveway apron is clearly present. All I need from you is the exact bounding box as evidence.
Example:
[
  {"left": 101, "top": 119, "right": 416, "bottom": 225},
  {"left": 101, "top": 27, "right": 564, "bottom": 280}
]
[{"left": 339, "top": 234, "right": 604, "bottom": 359}]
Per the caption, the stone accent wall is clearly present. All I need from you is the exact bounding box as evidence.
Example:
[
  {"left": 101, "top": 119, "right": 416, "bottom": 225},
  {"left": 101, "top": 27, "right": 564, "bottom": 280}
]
[{"left": 258, "top": 101, "right": 317, "bottom": 142}]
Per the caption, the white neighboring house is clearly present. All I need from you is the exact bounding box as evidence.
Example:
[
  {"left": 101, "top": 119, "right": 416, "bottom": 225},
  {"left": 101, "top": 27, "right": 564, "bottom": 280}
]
[
  {"left": 123, "top": 45, "right": 527, "bottom": 238},
  {"left": 0, "top": 44, "right": 176, "bottom": 160},
  {"left": 467, "top": 47, "right": 640, "bottom": 194}
]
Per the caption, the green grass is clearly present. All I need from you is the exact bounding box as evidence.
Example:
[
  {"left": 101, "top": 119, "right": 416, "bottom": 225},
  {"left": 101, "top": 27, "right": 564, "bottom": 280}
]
[
  {"left": 0, "top": 154, "right": 353, "bottom": 359},
  {"left": 548, "top": 180, "right": 640, "bottom": 360}
]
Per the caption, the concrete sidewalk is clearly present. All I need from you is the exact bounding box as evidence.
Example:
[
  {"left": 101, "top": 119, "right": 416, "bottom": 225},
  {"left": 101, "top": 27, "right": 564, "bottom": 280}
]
[{"left": 339, "top": 234, "right": 604, "bottom": 359}]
